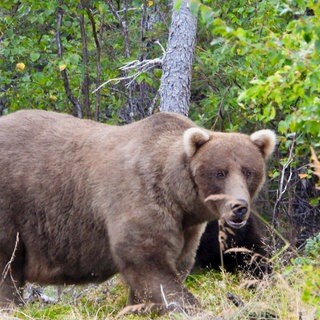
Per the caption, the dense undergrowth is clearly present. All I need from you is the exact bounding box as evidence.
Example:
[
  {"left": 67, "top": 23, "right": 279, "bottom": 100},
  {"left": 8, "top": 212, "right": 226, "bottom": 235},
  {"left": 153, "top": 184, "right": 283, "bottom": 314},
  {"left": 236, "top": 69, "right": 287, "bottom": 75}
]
[{"left": 1, "top": 233, "right": 319, "bottom": 320}]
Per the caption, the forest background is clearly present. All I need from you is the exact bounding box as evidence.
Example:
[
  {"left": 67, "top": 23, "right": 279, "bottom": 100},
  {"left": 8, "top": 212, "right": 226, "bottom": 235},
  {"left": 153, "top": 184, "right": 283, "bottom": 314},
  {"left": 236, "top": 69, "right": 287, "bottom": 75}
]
[{"left": 0, "top": 0, "right": 319, "bottom": 319}]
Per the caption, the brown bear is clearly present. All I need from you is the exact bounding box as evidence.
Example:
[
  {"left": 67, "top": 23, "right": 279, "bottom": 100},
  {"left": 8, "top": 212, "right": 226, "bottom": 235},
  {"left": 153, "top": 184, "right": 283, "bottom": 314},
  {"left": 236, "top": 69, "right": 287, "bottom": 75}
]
[
  {"left": 195, "top": 215, "right": 270, "bottom": 277},
  {"left": 0, "top": 110, "right": 276, "bottom": 315}
]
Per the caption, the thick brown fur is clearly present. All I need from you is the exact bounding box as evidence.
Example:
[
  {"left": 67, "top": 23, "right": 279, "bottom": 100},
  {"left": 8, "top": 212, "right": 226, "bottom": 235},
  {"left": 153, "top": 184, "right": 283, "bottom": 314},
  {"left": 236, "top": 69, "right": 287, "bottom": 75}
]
[{"left": 0, "top": 110, "right": 275, "bottom": 313}]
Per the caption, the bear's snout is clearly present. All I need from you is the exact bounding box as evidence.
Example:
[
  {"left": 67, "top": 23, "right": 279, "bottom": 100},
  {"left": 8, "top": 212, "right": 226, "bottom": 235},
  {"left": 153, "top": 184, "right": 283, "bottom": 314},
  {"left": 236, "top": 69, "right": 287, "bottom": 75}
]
[
  {"left": 204, "top": 195, "right": 250, "bottom": 229},
  {"left": 227, "top": 199, "right": 249, "bottom": 229},
  {"left": 231, "top": 200, "right": 248, "bottom": 219}
]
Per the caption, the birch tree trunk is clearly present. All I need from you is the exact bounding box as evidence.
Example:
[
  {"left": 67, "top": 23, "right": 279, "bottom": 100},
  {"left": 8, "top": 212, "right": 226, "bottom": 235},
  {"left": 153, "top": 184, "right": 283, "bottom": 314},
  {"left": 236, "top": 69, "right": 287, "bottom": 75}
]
[{"left": 159, "top": 0, "right": 197, "bottom": 116}]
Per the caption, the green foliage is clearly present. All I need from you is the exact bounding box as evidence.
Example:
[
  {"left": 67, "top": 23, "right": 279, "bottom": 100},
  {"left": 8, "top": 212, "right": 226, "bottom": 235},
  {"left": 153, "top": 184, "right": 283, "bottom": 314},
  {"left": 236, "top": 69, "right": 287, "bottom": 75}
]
[
  {"left": 16, "top": 304, "right": 73, "bottom": 320},
  {"left": 239, "top": 2, "right": 320, "bottom": 139},
  {"left": 0, "top": 2, "right": 319, "bottom": 319},
  {"left": 304, "top": 232, "right": 320, "bottom": 256},
  {"left": 191, "top": 0, "right": 320, "bottom": 147},
  {"left": 1, "top": 1, "right": 65, "bottom": 111},
  {"left": 189, "top": 1, "right": 320, "bottom": 232},
  {"left": 9, "top": 267, "right": 318, "bottom": 319},
  {"left": 0, "top": 0, "right": 165, "bottom": 119},
  {"left": 294, "top": 232, "right": 320, "bottom": 265},
  {"left": 284, "top": 263, "right": 320, "bottom": 317},
  {"left": 298, "top": 265, "right": 320, "bottom": 317},
  {"left": 287, "top": 233, "right": 320, "bottom": 316}
]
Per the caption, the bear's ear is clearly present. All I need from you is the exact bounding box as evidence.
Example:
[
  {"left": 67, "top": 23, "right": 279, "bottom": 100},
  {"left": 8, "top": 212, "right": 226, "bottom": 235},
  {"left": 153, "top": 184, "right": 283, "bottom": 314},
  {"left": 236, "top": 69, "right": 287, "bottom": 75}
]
[
  {"left": 183, "top": 127, "right": 211, "bottom": 157},
  {"left": 250, "top": 129, "right": 277, "bottom": 160}
]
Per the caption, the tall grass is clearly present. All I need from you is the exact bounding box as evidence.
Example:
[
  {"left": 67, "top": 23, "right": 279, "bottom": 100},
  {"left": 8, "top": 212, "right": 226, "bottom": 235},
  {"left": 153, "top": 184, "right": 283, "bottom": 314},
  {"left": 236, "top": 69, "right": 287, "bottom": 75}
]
[{"left": 1, "top": 249, "right": 318, "bottom": 320}]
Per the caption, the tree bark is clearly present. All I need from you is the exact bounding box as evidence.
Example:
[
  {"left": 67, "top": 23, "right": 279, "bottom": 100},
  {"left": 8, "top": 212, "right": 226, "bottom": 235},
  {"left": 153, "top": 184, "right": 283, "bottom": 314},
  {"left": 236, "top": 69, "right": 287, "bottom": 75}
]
[{"left": 159, "top": 0, "right": 197, "bottom": 116}]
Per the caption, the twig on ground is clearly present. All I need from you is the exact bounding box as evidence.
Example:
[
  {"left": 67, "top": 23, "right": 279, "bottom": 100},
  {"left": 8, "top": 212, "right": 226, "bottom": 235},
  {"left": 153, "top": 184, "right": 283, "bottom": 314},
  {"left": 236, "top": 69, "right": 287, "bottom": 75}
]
[{"left": 160, "top": 284, "right": 190, "bottom": 318}]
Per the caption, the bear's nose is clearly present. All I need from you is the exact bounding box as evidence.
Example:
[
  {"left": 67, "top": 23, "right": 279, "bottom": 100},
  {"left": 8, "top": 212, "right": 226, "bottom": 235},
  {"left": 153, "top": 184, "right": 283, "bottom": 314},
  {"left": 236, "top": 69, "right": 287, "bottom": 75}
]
[{"left": 231, "top": 200, "right": 248, "bottom": 219}]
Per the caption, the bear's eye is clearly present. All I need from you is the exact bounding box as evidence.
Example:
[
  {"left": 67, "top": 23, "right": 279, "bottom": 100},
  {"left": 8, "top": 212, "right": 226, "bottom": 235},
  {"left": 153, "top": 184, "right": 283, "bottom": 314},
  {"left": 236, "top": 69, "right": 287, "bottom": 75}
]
[
  {"left": 215, "top": 169, "right": 227, "bottom": 178},
  {"left": 242, "top": 168, "right": 252, "bottom": 178}
]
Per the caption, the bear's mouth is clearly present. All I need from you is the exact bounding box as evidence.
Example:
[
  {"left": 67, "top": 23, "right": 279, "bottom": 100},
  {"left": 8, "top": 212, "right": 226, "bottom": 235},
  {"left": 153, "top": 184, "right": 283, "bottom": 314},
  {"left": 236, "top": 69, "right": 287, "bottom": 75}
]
[{"left": 226, "top": 219, "right": 247, "bottom": 229}]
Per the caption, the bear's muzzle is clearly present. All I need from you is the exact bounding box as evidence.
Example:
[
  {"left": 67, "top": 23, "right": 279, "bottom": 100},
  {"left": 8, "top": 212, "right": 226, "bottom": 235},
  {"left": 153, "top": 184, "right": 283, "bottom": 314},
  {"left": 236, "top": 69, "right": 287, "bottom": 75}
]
[{"left": 205, "top": 195, "right": 250, "bottom": 229}]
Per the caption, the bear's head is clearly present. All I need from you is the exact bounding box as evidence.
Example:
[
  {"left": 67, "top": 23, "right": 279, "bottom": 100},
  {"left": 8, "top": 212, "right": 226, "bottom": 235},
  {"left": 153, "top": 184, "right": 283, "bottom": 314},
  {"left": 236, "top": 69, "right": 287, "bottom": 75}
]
[{"left": 184, "top": 127, "right": 276, "bottom": 228}]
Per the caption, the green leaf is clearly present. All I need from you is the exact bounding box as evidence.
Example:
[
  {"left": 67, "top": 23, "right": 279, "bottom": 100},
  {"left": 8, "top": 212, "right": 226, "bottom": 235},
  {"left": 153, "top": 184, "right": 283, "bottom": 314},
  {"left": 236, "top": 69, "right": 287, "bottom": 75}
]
[
  {"left": 200, "top": 5, "right": 214, "bottom": 26},
  {"left": 270, "top": 105, "right": 276, "bottom": 120},
  {"left": 173, "top": 0, "right": 183, "bottom": 10},
  {"left": 190, "top": 0, "right": 200, "bottom": 16},
  {"left": 30, "top": 53, "right": 40, "bottom": 62}
]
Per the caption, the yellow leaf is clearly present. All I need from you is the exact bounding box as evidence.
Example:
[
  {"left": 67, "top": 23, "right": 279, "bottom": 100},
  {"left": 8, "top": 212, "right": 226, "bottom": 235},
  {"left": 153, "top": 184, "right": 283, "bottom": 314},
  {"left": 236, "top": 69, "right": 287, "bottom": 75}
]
[
  {"left": 310, "top": 146, "right": 320, "bottom": 189},
  {"left": 49, "top": 95, "right": 57, "bottom": 102},
  {"left": 16, "top": 62, "right": 26, "bottom": 71},
  {"left": 298, "top": 173, "right": 308, "bottom": 179},
  {"left": 148, "top": 1, "right": 154, "bottom": 6},
  {"left": 59, "top": 64, "right": 67, "bottom": 71}
]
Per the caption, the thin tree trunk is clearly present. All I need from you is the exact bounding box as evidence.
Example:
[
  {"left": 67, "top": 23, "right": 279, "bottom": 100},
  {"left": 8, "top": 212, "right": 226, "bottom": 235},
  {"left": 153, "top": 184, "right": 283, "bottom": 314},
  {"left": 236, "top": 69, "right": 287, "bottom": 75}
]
[
  {"left": 86, "top": 6, "right": 103, "bottom": 121},
  {"left": 105, "top": 0, "right": 130, "bottom": 58},
  {"left": 79, "top": 0, "right": 91, "bottom": 119},
  {"left": 56, "top": 2, "right": 83, "bottom": 118},
  {"left": 159, "top": 0, "right": 197, "bottom": 116}
]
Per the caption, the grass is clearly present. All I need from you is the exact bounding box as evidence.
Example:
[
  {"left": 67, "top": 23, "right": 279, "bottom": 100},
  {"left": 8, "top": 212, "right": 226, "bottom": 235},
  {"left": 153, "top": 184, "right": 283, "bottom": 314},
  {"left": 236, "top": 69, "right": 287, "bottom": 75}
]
[{"left": 1, "top": 256, "right": 319, "bottom": 320}]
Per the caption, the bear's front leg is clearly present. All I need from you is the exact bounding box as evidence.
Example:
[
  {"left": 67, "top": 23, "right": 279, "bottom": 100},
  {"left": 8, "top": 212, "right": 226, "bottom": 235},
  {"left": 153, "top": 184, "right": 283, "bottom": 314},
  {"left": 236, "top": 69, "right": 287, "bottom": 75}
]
[
  {"left": 112, "top": 232, "right": 201, "bottom": 316},
  {"left": 120, "top": 259, "right": 200, "bottom": 316},
  {"left": 176, "top": 223, "right": 207, "bottom": 280}
]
